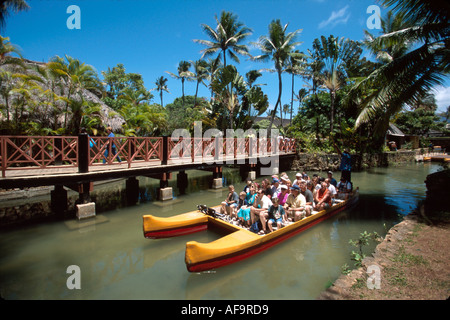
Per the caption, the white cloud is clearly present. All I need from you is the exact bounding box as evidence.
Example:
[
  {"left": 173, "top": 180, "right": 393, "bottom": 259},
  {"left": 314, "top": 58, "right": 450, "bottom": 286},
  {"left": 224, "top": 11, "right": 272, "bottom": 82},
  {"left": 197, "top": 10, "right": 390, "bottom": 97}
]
[
  {"left": 318, "top": 5, "right": 350, "bottom": 29},
  {"left": 432, "top": 85, "right": 450, "bottom": 113}
]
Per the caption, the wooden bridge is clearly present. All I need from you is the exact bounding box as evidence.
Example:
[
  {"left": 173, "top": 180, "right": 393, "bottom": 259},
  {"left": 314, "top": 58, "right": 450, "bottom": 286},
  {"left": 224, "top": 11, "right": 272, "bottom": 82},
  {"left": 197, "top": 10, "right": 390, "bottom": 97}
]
[{"left": 0, "top": 134, "right": 296, "bottom": 217}]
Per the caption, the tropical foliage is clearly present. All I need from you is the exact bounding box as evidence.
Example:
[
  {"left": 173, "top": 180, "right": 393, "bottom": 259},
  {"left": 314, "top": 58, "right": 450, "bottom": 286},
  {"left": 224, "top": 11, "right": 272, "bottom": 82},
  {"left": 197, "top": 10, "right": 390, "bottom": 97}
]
[{"left": 0, "top": 3, "right": 448, "bottom": 155}]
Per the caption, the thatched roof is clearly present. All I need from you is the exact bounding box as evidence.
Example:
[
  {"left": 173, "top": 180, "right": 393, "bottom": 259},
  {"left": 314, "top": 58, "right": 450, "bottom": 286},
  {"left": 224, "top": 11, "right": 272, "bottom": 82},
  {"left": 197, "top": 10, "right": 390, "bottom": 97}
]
[
  {"left": 0, "top": 59, "right": 125, "bottom": 133},
  {"left": 387, "top": 123, "right": 405, "bottom": 137}
]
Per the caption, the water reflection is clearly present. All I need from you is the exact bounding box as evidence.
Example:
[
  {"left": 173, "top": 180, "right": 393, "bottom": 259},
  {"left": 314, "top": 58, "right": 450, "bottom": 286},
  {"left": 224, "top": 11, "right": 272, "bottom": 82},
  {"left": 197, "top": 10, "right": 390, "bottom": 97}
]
[{"left": 0, "top": 163, "right": 442, "bottom": 300}]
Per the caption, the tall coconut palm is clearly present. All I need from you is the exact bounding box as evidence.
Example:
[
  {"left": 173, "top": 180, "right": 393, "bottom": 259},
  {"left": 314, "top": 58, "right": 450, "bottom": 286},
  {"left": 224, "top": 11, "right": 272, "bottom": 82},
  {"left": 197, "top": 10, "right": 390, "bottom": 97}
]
[
  {"left": 190, "top": 59, "right": 209, "bottom": 107},
  {"left": 166, "top": 60, "right": 193, "bottom": 107},
  {"left": 252, "top": 19, "right": 302, "bottom": 133},
  {"left": 0, "top": 0, "right": 29, "bottom": 31},
  {"left": 205, "top": 57, "right": 222, "bottom": 99},
  {"left": 154, "top": 76, "right": 169, "bottom": 107},
  {"left": 194, "top": 11, "right": 252, "bottom": 67},
  {"left": 353, "top": 0, "right": 450, "bottom": 142},
  {"left": 285, "top": 50, "right": 306, "bottom": 125},
  {"left": 312, "top": 35, "right": 361, "bottom": 132}
]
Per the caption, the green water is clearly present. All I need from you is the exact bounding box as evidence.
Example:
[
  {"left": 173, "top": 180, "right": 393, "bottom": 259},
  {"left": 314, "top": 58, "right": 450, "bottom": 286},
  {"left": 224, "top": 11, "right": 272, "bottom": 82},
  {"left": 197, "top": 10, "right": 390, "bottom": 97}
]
[{"left": 0, "top": 163, "right": 441, "bottom": 299}]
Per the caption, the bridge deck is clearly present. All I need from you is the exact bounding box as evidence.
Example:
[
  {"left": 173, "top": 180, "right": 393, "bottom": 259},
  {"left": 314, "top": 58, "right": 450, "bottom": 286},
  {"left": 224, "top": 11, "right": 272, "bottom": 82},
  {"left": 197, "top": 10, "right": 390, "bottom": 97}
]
[{"left": 0, "top": 152, "right": 296, "bottom": 189}]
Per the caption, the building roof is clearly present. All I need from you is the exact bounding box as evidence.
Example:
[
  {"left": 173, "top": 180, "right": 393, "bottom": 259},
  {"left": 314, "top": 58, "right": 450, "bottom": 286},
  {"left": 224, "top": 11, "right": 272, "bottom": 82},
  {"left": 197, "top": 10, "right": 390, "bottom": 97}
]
[{"left": 387, "top": 123, "right": 405, "bottom": 137}]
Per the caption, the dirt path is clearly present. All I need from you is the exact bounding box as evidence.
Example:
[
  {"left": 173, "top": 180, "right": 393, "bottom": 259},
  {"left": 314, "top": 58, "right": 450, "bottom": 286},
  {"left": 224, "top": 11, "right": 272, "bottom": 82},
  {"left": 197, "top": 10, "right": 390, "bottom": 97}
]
[{"left": 318, "top": 209, "right": 450, "bottom": 300}]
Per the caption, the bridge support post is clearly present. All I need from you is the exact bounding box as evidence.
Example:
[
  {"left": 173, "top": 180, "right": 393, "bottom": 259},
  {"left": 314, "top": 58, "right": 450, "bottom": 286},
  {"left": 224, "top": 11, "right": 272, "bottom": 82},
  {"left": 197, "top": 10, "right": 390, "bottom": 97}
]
[
  {"left": 177, "top": 170, "right": 188, "bottom": 195},
  {"left": 211, "top": 166, "right": 222, "bottom": 189},
  {"left": 51, "top": 185, "right": 67, "bottom": 214},
  {"left": 78, "top": 133, "right": 89, "bottom": 173},
  {"left": 158, "top": 172, "right": 173, "bottom": 201},
  {"left": 239, "top": 164, "right": 257, "bottom": 181},
  {"left": 76, "top": 182, "right": 95, "bottom": 220},
  {"left": 126, "top": 177, "right": 139, "bottom": 205}
]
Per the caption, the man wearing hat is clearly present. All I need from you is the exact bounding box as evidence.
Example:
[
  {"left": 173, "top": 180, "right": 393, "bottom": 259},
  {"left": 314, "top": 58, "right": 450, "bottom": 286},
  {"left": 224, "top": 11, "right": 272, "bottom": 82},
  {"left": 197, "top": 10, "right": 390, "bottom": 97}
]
[
  {"left": 293, "top": 173, "right": 303, "bottom": 187},
  {"left": 327, "top": 171, "right": 337, "bottom": 187},
  {"left": 283, "top": 185, "right": 306, "bottom": 222}
]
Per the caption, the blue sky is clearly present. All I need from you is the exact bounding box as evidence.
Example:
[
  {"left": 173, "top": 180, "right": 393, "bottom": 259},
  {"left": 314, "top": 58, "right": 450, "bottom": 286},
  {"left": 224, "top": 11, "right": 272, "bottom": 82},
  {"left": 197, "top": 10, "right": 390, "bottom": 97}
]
[{"left": 4, "top": 0, "right": 450, "bottom": 114}]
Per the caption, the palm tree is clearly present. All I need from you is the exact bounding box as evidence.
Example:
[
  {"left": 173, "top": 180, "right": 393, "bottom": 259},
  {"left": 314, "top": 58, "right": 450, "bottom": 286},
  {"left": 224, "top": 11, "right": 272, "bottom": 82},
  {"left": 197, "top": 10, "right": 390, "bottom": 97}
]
[
  {"left": 364, "top": 10, "right": 414, "bottom": 64},
  {"left": 205, "top": 57, "right": 222, "bottom": 99},
  {"left": 194, "top": 11, "right": 252, "bottom": 67},
  {"left": 0, "top": 0, "right": 29, "bottom": 31},
  {"left": 0, "top": 35, "right": 23, "bottom": 67},
  {"left": 353, "top": 0, "right": 450, "bottom": 143},
  {"left": 0, "top": 70, "right": 16, "bottom": 122},
  {"left": 47, "top": 55, "right": 102, "bottom": 130},
  {"left": 312, "top": 35, "right": 361, "bottom": 132},
  {"left": 154, "top": 76, "right": 169, "bottom": 107},
  {"left": 285, "top": 50, "right": 306, "bottom": 124},
  {"left": 166, "top": 60, "right": 193, "bottom": 107},
  {"left": 210, "top": 65, "right": 245, "bottom": 129},
  {"left": 252, "top": 19, "right": 302, "bottom": 133},
  {"left": 117, "top": 87, "right": 152, "bottom": 106},
  {"left": 190, "top": 59, "right": 209, "bottom": 107}
]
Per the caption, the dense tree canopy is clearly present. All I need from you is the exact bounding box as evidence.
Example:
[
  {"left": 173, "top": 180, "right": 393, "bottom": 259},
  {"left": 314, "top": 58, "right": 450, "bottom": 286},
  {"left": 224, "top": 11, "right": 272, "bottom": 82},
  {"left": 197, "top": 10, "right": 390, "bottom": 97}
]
[{"left": 0, "top": 4, "right": 447, "bottom": 154}]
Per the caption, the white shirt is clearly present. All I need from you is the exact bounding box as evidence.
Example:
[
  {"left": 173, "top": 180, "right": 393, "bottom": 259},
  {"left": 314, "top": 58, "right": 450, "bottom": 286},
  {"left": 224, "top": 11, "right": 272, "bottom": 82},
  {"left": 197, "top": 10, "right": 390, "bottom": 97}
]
[
  {"left": 255, "top": 195, "right": 273, "bottom": 209},
  {"left": 328, "top": 184, "right": 337, "bottom": 197}
]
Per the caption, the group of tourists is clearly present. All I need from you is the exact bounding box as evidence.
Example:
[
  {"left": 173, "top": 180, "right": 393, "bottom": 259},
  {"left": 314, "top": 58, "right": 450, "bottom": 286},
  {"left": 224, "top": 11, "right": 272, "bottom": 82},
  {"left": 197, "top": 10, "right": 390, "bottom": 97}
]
[{"left": 220, "top": 170, "right": 353, "bottom": 235}]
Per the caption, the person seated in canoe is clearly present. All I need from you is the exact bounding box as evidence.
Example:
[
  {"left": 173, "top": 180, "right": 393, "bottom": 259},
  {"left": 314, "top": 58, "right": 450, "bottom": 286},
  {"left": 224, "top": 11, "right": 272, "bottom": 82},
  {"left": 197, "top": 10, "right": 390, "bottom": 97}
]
[
  {"left": 232, "top": 191, "right": 248, "bottom": 220},
  {"left": 243, "top": 179, "right": 253, "bottom": 201},
  {"left": 283, "top": 185, "right": 307, "bottom": 222},
  {"left": 237, "top": 183, "right": 257, "bottom": 227},
  {"left": 325, "top": 178, "right": 337, "bottom": 202},
  {"left": 277, "top": 184, "right": 289, "bottom": 206},
  {"left": 221, "top": 185, "right": 239, "bottom": 217},
  {"left": 336, "top": 177, "right": 353, "bottom": 200},
  {"left": 261, "top": 197, "right": 286, "bottom": 234},
  {"left": 299, "top": 181, "right": 313, "bottom": 217},
  {"left": 271, "top": 178, "right": 281, "bottom": 198},
  {"left": 250, "top": 188, "right": 273, "bottom": 228},
  {"left": 261, "top": 178, "right": 274, "bottom": 199},
  {"left": 314, "top": 182, "right": 332, "bottom": 211}
]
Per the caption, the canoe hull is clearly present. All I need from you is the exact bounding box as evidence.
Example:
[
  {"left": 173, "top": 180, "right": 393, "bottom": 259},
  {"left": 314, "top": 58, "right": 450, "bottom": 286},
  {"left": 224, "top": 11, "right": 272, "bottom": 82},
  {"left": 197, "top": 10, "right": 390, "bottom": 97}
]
[
  {"left": 186, "top": 199, "right": 353, "bottom": 272},
  {"left": 143, "top": 211, "right": 209, "bottom": 239},
  {"left": 143, "top": 189, "right": 359, "bottom": 272},
  {"left": 185, "top": 192, "right": 358, "bottom": 272}
]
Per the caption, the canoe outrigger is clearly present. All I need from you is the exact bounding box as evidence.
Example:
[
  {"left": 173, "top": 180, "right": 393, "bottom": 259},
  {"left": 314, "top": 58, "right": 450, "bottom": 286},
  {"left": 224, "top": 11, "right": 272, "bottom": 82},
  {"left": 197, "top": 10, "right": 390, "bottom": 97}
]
[{"left": 143, "top": 188, "right": 359, "bottom": 272}]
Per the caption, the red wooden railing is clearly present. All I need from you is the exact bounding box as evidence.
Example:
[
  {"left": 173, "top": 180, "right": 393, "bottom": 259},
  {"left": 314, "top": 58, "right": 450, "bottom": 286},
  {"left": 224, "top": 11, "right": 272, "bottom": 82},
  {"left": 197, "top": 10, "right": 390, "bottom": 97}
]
[{"left": 0, "top": 135, "right": 296, "bottom": 177}]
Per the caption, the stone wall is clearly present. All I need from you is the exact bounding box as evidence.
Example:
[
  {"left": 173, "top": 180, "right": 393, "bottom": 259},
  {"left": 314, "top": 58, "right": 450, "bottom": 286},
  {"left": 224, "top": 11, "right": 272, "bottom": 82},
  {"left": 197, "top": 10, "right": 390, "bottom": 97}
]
[{"left": 291, "top": 150, "right": 416, "bottom": 172}]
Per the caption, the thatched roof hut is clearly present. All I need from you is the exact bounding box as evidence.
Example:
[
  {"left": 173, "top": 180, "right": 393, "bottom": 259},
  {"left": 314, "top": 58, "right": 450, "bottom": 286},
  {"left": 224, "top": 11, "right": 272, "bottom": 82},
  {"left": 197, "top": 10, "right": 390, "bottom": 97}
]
[{"left": 0, "top": 59, "right": 125, "bottom": 134}]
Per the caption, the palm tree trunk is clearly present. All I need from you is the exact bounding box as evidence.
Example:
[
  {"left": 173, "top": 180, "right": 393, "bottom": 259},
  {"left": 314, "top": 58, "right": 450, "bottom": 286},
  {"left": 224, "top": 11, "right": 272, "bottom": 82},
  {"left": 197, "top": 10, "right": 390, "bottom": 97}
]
[
  {"left": 290, "top": 73, "right": 294, "bottom": 125},
  {"left": 330, "top": 89, "right": 335, "bottom": 132},
  {"left": 268, "top": 69, "right": 283, "bottom": 136},
  {"left": 181, "top": 78, "right": 185, "bottom": 107},
  {"left": 194, "top": 81, "right": 199, "bottom": 107}
]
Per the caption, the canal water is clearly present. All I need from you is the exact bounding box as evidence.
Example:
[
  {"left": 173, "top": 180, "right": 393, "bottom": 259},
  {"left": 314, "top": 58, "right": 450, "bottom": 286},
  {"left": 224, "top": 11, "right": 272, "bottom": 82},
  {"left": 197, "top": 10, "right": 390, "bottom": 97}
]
[{"left": 0, "top": 162, "right": 441, "bottom": 300}]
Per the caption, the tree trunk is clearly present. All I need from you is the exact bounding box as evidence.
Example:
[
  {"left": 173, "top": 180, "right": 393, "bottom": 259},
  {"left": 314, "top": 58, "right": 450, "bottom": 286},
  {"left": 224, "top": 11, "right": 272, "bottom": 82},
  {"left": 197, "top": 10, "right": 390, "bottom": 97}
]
[
  {"left": 268, "top": 69, "right": 283, "bottom": 137},
  {"left": 330, "top": 89, "right": 335, "bottom": 132},
  {"left": 290, "top": 73, "right": 294, "bottom": 125}
]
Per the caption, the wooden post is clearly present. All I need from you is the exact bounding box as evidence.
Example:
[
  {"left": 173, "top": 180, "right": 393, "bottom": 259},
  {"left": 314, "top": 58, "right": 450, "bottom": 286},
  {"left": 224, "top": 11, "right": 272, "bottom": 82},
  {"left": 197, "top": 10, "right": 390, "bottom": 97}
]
[
  {"left": 162, "top": 135, "right": 168, "bottom": 165},
  {"left": 78, "top": 133, "right": 89, "bottom": 173}
]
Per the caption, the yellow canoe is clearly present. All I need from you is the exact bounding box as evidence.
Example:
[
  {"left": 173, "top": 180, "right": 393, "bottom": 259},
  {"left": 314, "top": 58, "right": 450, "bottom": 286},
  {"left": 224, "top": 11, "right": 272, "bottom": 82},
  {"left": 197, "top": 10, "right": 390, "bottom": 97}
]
[{"left": 143, "top": 188, "right": 359, "bottom": 272}]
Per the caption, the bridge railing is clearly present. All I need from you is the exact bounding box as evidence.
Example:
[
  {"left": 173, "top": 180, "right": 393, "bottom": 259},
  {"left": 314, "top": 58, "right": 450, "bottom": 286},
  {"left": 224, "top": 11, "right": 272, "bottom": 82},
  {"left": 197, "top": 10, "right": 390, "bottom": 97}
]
[
  {"left": 1, "top": 135, "right": 296, "bottom": 177},
  {"left": 0, "top": 135, "right": 79, "bottom": 177}
]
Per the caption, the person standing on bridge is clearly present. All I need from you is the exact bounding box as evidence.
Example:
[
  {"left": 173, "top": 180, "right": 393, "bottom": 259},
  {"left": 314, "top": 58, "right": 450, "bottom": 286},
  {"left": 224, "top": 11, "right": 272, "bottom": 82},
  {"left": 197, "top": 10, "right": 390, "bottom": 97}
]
[{"left": 103, "top": 127, "right": 121, "bottom": 164}]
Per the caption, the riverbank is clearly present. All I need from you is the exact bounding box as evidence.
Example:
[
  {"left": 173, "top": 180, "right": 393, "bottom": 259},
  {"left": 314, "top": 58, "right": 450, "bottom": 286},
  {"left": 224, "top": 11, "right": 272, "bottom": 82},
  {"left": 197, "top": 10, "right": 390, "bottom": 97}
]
[
  {"left": 291, "top": 150, "right": 416, "bottom": 172},
  {"left": 318, "top": 198, "right": 450, "bottom": 300}
]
